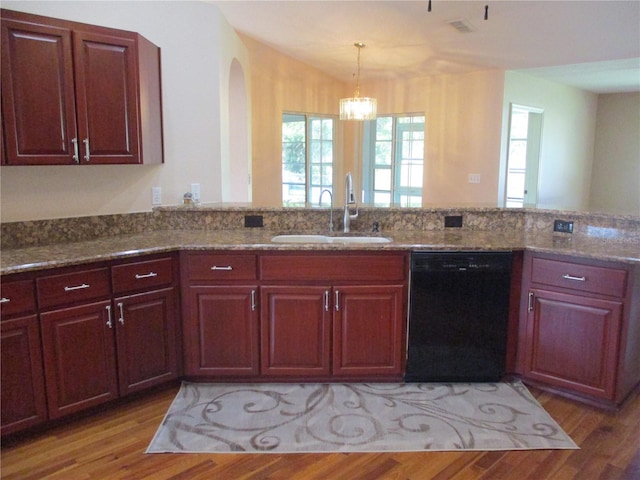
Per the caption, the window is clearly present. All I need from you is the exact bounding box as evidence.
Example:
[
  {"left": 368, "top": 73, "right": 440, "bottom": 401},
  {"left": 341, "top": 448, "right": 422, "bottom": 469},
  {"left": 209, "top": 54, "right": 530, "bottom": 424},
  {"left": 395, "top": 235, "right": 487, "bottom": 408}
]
[
  {"left": 363, "top": 114, "right": 424, "bottom": 207},
  {"left": 282, "top": 113, "right": 334, "bottom": 207}
]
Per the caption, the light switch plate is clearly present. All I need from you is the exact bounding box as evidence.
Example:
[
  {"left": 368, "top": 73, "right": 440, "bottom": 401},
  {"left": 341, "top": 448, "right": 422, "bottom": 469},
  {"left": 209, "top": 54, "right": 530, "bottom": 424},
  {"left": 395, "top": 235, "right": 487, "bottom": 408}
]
[{"left": 468, "top": 173, "right": 481, "bottom": 184}]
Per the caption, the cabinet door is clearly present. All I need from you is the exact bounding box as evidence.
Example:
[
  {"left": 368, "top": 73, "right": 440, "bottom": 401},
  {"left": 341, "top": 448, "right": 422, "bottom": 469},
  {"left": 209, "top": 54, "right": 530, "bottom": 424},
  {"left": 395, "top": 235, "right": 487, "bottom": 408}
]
[
  {"left": 1, "top": 18, "right": 78, "bottom": 165},
  {"left": 1, "top": 315, "right": 47, "bottom": 435},
  {"left": 183, "top": 286, "right": 259, "bottom": 376},
  {"left": 73, "top": 31, "right": 139, "bottom": 164},
  {"left": 40, "top": 300, "right": 118, "bottom": 419},
  {"left": 114, "top": 288, "right": 178, "bottom": 395},
  {"left": 260, "top": 286, "right": 331, "bottom": 376},
  {"left": 523, "top": 288, "right": 622, "bottom": 400},
  {"left": 333, "top": 285, "right": 405, "bottom": 377}
]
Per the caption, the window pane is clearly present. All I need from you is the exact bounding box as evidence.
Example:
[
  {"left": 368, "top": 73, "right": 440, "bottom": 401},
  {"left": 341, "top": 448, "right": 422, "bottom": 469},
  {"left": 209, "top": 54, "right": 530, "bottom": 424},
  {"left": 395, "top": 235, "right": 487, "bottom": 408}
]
[
  {"left": 376, "top": 117, "right": 392, "bottom": 140},
  {"left": 374, "top": 168, "right": 391, "bottom": 191},
  {"left": 374, "top": 191, "right": 391, "bottom": 207}
]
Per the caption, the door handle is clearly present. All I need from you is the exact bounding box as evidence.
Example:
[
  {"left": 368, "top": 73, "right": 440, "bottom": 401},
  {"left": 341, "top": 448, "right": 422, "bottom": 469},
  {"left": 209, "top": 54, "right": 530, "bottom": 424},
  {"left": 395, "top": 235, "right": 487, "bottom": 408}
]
[
  {"left": 250, "top": 290, "right": 256, "bottom": 311},
  {"left": 527, "top": 292, "right": 534, "bottom": 312},
  {"left": 335, "top": 290, "right": 340, "bottom": 311},
  {"left": 106, "top": 305, "right": 113, "bottom": 328},
  {"left": 117, "top": 302, "right": 125, "bottom": 325},
  {"left": 83, "top": 138, "right": 90, "bottom": 162}
]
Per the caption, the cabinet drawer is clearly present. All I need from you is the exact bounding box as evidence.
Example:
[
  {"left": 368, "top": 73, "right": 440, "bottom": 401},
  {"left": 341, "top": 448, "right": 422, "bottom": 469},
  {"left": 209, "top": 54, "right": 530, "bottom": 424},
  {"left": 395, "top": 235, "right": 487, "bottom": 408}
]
[
  {"left": 37, "top": 268, "right": 110, "bottom": 309},
  {"left": 186, "top": 253, "right": 257, "bottom": 281},
  {"left": 531, "top": 257, "right": 627, "bottom": 297},
  {"left": 260, "top": 254, "right": 407, "bottom": 282},
  {"left": 0, "top": 279, "right": 36, "bottom": 319},
  {"left": 112, "top": 257, "right": 173, "bottom": 294}
]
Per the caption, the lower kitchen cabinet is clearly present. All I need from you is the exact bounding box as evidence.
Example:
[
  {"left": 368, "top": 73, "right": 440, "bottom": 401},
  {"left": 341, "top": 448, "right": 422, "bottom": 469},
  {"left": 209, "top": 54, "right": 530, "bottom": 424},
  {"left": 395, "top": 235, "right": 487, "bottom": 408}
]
[
  {"left": 1, "top": 278, "right": 47, "bottom": 436},
  {"left": 40, "top": 301, "right": 119, "bottom": 419},
  {"left": 333, "top": 285, "right": 405, "bottom": 377},
  {"left": 1, "top": 314, "right": 48, "bottom": 435},
  {"left": 183, "top": 286, "right": 259, "bottom": 376},
  {"left": 260, "top": 286, "right": 331, "bottom": 376},
  {"left": 518, "top": 251, "right": 639, "bottom": 407},
  {"left": 114, "top": 287, "right": 178, "bottom": 395},
  {"left": 181, "top": 251, "right": 409, "bottom": 382}
]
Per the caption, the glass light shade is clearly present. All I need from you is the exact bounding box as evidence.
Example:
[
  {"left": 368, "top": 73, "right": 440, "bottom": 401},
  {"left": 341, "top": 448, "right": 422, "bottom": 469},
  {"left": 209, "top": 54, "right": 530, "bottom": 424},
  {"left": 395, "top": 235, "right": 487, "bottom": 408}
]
[{"left": 339, "top": 96, "right": 377, "bottom": 121}]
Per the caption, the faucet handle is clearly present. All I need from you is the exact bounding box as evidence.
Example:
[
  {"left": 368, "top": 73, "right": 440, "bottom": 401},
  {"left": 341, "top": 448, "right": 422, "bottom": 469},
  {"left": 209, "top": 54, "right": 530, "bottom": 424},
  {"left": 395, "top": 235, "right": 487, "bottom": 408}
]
[{"left": 372, "top": 221, "right": 380, "bottom": 232}]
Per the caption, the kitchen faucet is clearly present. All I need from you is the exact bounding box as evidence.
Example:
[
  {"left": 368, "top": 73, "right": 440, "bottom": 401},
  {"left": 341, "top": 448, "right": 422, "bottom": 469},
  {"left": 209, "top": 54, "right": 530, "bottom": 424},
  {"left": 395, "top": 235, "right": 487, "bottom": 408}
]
[
  {"left": 343, "top": 172, "right": 358, "bottom": 233},
  {"left": 319, "top": 189, "right": 334, "bottom": 233}
]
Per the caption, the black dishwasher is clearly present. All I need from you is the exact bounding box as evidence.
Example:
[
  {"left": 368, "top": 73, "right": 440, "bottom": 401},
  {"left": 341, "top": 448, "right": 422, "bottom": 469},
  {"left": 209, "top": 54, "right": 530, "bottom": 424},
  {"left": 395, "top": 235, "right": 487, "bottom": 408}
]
[{"left": 405, "top": 251, "right": 512, "bottom": 382}]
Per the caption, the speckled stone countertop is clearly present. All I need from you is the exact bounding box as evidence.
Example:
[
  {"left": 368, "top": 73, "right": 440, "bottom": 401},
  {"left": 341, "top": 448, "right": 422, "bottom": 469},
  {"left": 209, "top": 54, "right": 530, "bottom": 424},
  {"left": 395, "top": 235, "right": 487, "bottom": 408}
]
[{"left": 2, "top": 228, "right": 638, "bottom": 275}]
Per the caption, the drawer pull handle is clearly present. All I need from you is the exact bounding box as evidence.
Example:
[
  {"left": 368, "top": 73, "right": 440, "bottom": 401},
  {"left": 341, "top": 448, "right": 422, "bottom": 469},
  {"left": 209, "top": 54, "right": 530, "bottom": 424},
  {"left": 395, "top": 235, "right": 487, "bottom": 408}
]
[
  {"left": 64, "top": 283, "right": 90, "bottom": 292},
  {"left": 0, "top": 297, "right": 10, "bottom": 304},
  {"left": 135, "top": 272, "right": 158, "bottom": 279},
  {"left": 211, "top": 265, "right": 233, "bottom": 271},
  {"left": 562, "top": 274, "right": 586, "bottom": 282}
]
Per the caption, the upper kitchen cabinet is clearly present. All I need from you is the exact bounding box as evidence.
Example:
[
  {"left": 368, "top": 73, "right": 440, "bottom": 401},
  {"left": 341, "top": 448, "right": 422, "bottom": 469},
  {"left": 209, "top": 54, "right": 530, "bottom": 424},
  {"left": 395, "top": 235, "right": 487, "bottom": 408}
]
[{"left": 0, "top": 9, "right": 163, "bottom": 165}]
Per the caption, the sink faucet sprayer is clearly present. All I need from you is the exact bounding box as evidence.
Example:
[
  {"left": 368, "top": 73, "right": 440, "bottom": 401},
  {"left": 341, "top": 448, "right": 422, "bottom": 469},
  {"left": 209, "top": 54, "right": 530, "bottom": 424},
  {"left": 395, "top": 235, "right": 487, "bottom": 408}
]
[
  {"left": 343, "top": 172, "right": 358, "bottom": 233},
  {"left": 319, "top": 189, "right": 334, "bottom": 233}
]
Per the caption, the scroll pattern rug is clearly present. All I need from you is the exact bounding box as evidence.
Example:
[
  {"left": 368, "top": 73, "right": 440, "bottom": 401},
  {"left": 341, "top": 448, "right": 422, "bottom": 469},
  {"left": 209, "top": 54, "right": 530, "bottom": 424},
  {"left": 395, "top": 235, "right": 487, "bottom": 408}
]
[{"left": 146, "top": 381, "right": 578, "bottom": 453}]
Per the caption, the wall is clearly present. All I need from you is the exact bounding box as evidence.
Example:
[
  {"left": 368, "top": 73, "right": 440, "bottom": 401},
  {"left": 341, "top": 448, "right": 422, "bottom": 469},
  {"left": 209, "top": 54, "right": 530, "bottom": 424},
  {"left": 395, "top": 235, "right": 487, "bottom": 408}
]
[
  {"left": 590, "top": 92, "right": 640, "bottom": 216},
  {"left": 0, "top": 1, "right": 246, "bottom": 222},
  {"left": 501, "top": 71, "right": 598, "bottom": 211},
  {"left": 244, "top": 34, "right": 506, "bottom": 208},
  {"left": 364, "top": 70, "right": 506, "bottom": 207},
  {"left": 240, "top": 35, "right": 347, "bottom": 206}
]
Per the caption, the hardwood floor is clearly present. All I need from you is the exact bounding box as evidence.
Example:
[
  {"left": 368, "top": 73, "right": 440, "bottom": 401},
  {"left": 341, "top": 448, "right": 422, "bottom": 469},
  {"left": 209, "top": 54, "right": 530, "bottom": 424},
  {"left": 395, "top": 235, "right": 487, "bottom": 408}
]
[{"left": 1, "top": 383, "right": 639, "bottom": 480}]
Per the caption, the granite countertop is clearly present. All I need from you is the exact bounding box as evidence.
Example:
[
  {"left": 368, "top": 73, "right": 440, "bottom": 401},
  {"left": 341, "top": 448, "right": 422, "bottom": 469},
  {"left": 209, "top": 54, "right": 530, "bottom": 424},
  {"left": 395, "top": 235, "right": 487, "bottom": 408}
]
[{"left": 1, "top": 228, "right": 639, "bottom": 275}]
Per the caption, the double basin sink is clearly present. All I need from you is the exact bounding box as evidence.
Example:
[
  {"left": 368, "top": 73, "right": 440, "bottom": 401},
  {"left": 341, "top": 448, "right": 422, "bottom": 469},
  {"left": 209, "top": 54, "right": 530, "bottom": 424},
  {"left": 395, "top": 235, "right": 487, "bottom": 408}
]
[{"left": 271, "top": 234, "right": 392, "bottom": 244}]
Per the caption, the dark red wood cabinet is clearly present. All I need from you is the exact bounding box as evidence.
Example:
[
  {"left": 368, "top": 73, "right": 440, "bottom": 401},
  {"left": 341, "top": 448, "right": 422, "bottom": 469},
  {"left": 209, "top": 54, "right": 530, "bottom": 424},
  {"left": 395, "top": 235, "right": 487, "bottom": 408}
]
[
  {"left": 0, "top": 279, "right": 47, "bottom": 435},
  {"left": 518, "top": 251, "right": 640, "bottom": 407},
  {"left": 181, "top": 252, "right": 260, "bottom": 376},
  {"left": 112, "top": 256, "right": 179, "bottom": 395},
  {"left": 0, "top": 9, "right": 163, "bottom": 165},
  {"left": 0, "top": 254, "right": 180, "bottom": 435},
  {"left": 180, "top": 251, "right": 408, "bottom": 381}
]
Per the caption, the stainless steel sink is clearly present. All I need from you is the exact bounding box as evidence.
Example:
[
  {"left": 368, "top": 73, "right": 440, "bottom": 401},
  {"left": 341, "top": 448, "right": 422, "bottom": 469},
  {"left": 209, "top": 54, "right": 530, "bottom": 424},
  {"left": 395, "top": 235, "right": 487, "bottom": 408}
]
[{"left": 270, "top": 234, "right": 391, "bottom": 244}]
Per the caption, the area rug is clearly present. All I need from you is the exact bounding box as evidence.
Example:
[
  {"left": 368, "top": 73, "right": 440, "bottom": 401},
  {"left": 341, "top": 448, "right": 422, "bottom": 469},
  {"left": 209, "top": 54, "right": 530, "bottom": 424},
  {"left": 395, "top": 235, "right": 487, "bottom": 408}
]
[{"left": 146, "top": 381, "right": 578, "bottom": 453}]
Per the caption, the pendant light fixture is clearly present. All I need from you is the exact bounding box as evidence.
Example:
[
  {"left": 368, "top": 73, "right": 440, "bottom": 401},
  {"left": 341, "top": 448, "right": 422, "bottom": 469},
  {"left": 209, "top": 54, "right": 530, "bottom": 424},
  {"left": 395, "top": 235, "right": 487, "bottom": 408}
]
[{"left": 339, "top": 42, "right": 377, "bottom": 121}]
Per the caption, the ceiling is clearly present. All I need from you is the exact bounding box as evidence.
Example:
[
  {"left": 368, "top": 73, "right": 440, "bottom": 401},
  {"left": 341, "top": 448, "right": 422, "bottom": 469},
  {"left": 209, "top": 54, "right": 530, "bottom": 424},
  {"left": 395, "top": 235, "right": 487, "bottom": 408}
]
[{"left": 211, "top": 0, "right": 640, "bottom": 94}]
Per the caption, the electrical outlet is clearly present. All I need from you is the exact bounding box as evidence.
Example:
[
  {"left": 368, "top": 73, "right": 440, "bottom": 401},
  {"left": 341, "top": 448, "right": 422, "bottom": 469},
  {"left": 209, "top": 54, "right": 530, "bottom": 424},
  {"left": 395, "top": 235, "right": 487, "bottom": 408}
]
[
  {"left": 468, "top": 173, "right": 481, "bottom": 184},
  {"left": 553, "top": 219, "right": 574, "bottom": 233},
  {"left": 152, "top": 187, "right": 162, "bottom": 205},
  {"left": 190, "top": 183, "right": 201, "bottom": 203}
]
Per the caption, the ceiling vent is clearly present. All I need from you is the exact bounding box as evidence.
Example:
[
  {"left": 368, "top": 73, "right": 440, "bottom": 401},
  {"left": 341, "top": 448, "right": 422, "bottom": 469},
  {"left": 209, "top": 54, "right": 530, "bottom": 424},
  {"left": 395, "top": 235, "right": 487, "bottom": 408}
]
[{"left": 449, "top": 18, "right": 475, "bottom": 33}]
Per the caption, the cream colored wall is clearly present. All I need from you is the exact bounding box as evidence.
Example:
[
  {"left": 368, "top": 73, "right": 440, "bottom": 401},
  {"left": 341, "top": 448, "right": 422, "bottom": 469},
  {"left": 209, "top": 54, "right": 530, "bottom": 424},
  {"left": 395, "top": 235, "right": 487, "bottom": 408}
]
[
  {"left": 0, "top": 1, "right": 243, "bottom": 222},
  {"left": 241, "top": 35, "right": 347, "bottom": 206},
  {"left": 364, "top": 71, "right": 506, "bottom": 207},
  {"left": 590, "top": 92, "right": 640, "bottom": 216},
  {"left": 501, "top": 71, "right": 598, "bottom": 212},
  {"left": 244, "top": 33, "right": 506, "bottom": 208}
]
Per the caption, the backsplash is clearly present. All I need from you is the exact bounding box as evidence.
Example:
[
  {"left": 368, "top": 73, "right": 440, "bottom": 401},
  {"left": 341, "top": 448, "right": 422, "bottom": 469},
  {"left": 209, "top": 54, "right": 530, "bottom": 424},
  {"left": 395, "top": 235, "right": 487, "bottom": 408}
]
[{"left": 1, "top": 205, "right": 637, "bottom": 250}]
